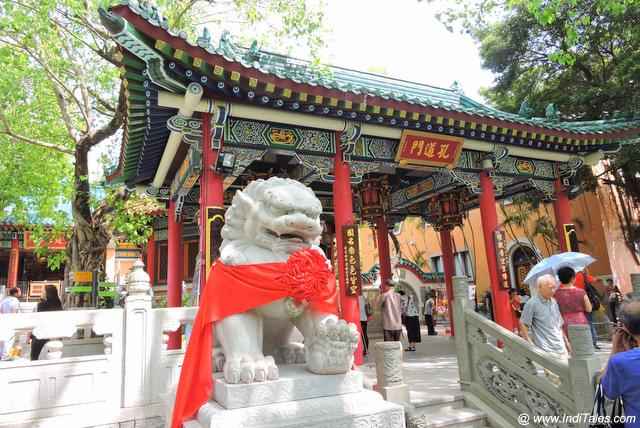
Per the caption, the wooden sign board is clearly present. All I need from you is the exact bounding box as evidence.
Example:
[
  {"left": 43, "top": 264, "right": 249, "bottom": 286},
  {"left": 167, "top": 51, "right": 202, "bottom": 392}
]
[
  {"left": 72, "top": 271, "right": 93, "bottom": 283},
  {"left": 28, "top": 281, "right": 62, "bottom": 299},
  {"left": 395, "top": 130, "right": 464, "bottom": 169},
  {"left": 342, "top": 224, "right": 362, "bottom": 296},
  {"left": 23, "top": 231, "right": 67, "bottom": 250},
  {"left": 494, "top": 229, "right": 511, "bottom": 289}
]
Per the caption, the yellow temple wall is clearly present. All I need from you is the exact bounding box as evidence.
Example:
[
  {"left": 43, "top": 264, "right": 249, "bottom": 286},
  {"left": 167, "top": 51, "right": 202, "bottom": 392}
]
[{"left": 358, "top": 188, "right": 638, "bottom": 296}]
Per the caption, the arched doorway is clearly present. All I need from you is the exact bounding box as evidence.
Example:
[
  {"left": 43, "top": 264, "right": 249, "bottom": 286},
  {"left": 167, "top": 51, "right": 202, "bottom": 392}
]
[{"left": 510, "top": 245, "right": 538, "bottom": 292}]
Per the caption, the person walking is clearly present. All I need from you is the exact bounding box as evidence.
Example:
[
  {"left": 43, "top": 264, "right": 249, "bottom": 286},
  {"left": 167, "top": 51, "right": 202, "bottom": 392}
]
[
  {"left": 554, "top": 266, "right": 596, "bottom": 349},
  {"left": 608, "top": 280, "right": 623, "bottom": 324},
  {"left": 403, "top": 293, "right": 421, "bottom": 351},
  {"left": 358, "top": 293, "right": 369, "bottom": 356},
  {"left": 423, "top": 291, "right": 437, "bottom": 336},
  {"left": 379, "top": 283, "right": 402, "bottom": 342},
  {"left": 30, "top": 284, "right": 63, "bottom": 360},
  {"left": 520, "top": 274, "right": 572, "bottom": 359},
  {"left": 601, "top": 300, "right": 640, "bottom": 426},
  {"left": 0, "top": 287, "right": 21, "bottom": 360},
  {"left": 510, "top": 289, "right": 522, "bottom": 324},
  {"left": 0, "top": 287, "right": 20, "bottom": 314}
]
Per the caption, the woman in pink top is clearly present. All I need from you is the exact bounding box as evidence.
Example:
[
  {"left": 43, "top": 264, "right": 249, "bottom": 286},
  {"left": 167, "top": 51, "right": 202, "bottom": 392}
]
[{"left": 555, "top": 266, "right": 592, "bottom": 338}]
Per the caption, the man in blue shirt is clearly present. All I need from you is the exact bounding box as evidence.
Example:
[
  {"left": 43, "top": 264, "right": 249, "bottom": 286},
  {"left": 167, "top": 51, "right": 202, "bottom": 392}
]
[{"left": 602, "top": 300, "right": 640, "bottom": 427}]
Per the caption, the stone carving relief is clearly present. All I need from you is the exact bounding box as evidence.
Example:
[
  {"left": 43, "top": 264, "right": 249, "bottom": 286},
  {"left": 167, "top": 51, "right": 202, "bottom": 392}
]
[{"left": 476, "top": 358, "right": 574, "bottom": 428}]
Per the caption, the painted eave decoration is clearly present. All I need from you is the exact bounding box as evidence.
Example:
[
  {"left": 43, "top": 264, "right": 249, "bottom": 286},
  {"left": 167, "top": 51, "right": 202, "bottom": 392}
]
[{"left": 99, "top": 1, "right": 640, "bottom": 185}]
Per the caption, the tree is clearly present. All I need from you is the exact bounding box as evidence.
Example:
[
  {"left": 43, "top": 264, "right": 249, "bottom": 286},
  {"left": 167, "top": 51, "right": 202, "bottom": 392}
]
[
  {"left": 433, "top": 0, "right": 640, "bottom": 118},
  {"left": 433, "top": 0, "right": 640, "bottom": 259},
  {"left": 0, "top": 0, "right": 327, "bottom": 273}
]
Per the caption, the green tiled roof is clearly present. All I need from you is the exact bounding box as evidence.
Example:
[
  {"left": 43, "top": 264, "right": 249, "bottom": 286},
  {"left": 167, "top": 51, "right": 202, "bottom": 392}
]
[{"left": 105, "top": 0, "right": 640, "bottom": 137}]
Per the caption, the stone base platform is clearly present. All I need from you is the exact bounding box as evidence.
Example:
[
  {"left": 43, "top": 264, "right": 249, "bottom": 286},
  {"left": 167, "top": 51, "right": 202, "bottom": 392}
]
[
  {"left": 184, "top": 364, "right": 405, "bottom": 428},
  {"left": 189, "top": 389, "right": 404, "bottom": 428},
  {"left": 213, "top": 364, "right": 363, "bottom": 409}
]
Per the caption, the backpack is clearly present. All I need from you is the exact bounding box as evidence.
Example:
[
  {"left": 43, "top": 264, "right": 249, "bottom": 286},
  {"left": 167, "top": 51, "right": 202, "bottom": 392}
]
[{"left": 585, "top": 282, "right": 601, "bottom": 311}]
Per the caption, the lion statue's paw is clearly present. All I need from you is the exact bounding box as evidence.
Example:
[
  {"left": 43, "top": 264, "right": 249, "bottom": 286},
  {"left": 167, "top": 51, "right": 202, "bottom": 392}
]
[
  {"left": 305, "top": 318, "right": 359, "bottom": 375},
  {"left": 273, "top": 342, "right": 306, "bottom": 365},
  {"left": 223, "top": 355, "right": 279, "bottom": 384}
]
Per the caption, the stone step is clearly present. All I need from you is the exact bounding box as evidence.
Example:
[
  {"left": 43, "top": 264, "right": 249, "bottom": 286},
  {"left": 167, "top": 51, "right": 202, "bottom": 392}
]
[
  {"left": 411, "top": 392, "right": 465, "bottom": 413},
  {"left": 411, "top": 407, "right": 487, "bottom": 428}
]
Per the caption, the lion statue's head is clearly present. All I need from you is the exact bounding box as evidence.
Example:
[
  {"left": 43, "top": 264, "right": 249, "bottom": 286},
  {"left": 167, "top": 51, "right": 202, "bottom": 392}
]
[{"left": 221, "top": 177, "right": 323, "bottom": 255}]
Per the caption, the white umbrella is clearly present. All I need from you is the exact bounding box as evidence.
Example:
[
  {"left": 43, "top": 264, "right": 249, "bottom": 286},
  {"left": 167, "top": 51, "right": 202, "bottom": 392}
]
[{"left": 523, "top": 252, "right": 596, "bottom": 287}]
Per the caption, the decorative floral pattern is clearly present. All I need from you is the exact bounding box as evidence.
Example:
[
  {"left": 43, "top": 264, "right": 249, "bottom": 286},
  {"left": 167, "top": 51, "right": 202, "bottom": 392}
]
[{"left": 280, "top": 249, "right": 332, "bottom": 304}]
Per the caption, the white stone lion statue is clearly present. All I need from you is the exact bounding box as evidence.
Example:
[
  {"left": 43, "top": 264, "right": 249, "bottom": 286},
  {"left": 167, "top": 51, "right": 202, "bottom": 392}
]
[{"left": 215, "top": 177, "right": 359, "bottom": 384}]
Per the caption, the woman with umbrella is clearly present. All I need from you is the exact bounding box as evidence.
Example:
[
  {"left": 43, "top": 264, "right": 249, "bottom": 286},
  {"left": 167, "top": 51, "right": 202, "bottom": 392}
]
[{"left": 554, "top": 266, "right": 593, "bottom": 346}]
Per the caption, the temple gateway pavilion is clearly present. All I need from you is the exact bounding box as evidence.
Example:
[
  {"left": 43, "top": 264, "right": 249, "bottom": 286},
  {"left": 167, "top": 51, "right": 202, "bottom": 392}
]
[{"left": 100, "top": 2, "right": 640, "bottom": 363}]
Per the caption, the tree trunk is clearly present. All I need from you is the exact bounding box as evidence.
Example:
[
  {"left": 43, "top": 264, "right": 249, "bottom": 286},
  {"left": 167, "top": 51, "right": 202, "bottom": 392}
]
[{"left": 70, "top": 142, "right": 110, "bottom": 274}]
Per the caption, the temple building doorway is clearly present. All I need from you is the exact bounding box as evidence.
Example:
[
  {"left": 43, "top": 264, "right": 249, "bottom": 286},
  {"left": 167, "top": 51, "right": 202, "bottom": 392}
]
[{"left": 509, "top": 245, "right": 538, "bottom": 292}]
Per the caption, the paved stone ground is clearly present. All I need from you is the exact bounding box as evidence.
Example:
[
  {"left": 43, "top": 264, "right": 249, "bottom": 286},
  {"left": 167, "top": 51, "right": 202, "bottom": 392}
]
[{"left": 359, "top": 325, "right": 614, "bottom": 403}]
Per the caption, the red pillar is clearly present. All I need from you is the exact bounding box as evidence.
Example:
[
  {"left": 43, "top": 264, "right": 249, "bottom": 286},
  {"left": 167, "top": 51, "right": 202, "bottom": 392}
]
[
  {"left": 553, "top": 179, "right": 571, "bottom": 253},
  {"left": 146, "top": 233, "right": 156, "bottom": 287},
  {"left": 7, "top": 238, "right": 19, "bottom": 288},
  {"left": 376, "top": 217, "right": 392, "bottom": 293},
  {"left": 199, "top": 113, "right": 225, "bottom": 293},
  {"left": 439, "top": 229, "right": 455, "bottom": 336},
  {"left": 333, "top": 138, "right": 363, "bottom": 365},
  {"left": 167, "top": 200, "right": 183, "bottom": 349},
  {"left": 479, "top": 170, "right": 512, "bottom": 331}
]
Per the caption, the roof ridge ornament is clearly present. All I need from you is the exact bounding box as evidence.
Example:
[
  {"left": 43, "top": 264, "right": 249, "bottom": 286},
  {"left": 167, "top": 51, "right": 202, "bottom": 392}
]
[
  {"left": 518, "top": 99, "right": 533, "bottom": 119},
  {"left": 450, "top": 80, "right": 464, "bottom": 95},
  {"left": 219, "top": 30, "right": 243, "bottom": 58},
  {"left": 197, "top": 27, "right": 212, "bottom": 49},
  {"left": 545, "top": 103, "right": 560, "bottom": 122},
  {"left": 243, "top": 40, "right": 262, "bottom": 63}
]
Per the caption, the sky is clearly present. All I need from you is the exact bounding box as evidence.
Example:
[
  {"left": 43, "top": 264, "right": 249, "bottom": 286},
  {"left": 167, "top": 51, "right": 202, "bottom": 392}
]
[
  {"left": 90, "top": 0, "right": 496, "bottom": 180},
  {"left": 323, "top": 0, "right": 495, "bottom": 101}
]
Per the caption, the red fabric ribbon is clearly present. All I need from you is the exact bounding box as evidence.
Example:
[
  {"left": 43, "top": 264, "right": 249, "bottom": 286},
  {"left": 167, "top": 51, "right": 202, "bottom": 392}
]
[{"left": 170, "top": 248, "right": 337, "bottom": 428}]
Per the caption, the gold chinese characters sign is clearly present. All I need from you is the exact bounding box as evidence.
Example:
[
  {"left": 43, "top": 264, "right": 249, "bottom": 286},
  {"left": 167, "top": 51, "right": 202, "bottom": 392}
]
[
  {"left": 494, "top": 229, "right": 511, "bottom": 289},
  {"left": 342, "top": 224, "right": 362, "bottom": 296},
  {"left": 395, "top": 130, "right": 464, "bottom": 169}
]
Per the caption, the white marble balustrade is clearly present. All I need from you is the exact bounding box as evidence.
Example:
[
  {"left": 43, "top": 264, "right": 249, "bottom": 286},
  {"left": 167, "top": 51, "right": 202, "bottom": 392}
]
[{"left": 0, "top": 260, "right": 197, "bottom": 427}]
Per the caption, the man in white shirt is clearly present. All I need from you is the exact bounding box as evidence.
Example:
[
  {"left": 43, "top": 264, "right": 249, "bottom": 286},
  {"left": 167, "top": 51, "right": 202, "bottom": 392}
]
[
  {"left": 0, "top": 287, "right": 21, "bottom": 359},
  {"left": 0, "top": 287, "right": 20, "bottom": 313},
  {"left": 423, "top": 291, "right": 437, "bottom": 336}
]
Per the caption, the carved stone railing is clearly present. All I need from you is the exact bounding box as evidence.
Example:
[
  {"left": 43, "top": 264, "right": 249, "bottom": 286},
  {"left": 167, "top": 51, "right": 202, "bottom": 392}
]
[
  {"left": 0, "top": 260, "right": 198, "bottom": 427},
  {"left": 452, "top": 276, "right": 601, "bottom": 428}
]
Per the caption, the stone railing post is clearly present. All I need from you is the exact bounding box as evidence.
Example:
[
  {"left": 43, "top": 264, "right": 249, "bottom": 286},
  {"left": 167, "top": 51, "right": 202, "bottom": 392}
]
[
  {"left": 122, "top": 260, "right": 153, "bottom": 407},
  {"left": 452, "top": 275, "right": 472, "bottom": 385},
  {"left": 568, "top": 324, "right": 601, "bottom": 415},
  {"left": 630, "top": 273, "right": 640, "bottom": 299},
  {"left": 374, "top": 341, "right": 409, "bottom": 404}
]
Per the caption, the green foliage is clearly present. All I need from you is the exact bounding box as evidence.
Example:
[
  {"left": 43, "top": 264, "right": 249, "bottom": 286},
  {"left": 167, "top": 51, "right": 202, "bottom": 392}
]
[
  {"left": 1, "top": 0, "right": 327, "bottom": 272},
  {"left": 434, "top": 0, "right": 640, "bottom": 119},
  {"left": 153, "top": 0, "right": 327, "bottom": 59},
  {"left": 105, "top": 190, "right": 163, "bottom": 245},
  {"left": 28, "top": 224, "right": 70, "bottom": 271},
  {"left": 500, "top": 195, "right": 556, "bottom": 255}
]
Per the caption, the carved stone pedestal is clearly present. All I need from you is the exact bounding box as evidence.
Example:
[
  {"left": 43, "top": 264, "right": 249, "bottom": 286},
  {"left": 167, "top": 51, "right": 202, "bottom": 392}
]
[
  {"left": 373, "top": 341, "right": 410, "bottom": 404},
  {"left": 184, "top": 364, "right": 405, "bottom": 428}
]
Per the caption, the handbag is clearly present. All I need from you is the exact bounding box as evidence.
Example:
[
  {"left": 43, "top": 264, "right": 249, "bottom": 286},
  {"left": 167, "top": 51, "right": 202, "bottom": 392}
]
[{"left": 589, "top": 382, "right": 625, "bottom": 428}]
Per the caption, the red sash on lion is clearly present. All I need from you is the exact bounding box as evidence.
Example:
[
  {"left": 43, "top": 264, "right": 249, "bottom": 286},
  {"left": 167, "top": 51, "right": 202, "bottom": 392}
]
[{"left": 170, "top": 248, "right": 337, "bottom": 428}]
